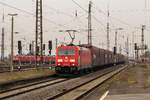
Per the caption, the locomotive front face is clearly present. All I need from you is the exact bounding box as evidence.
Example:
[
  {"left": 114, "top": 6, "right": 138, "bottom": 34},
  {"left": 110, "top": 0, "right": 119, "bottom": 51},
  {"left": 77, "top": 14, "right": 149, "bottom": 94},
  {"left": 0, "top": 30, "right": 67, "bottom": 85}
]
[{"left": 55, "top": 47, "right": 79, "bottom": 73}]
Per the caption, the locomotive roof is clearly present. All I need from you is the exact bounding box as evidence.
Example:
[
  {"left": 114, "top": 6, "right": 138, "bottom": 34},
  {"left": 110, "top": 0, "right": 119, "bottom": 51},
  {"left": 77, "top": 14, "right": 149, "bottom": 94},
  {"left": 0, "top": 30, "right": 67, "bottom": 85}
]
[
  {"left": 58, "top": 45, "right": 90, "bottom": 51},
  {"left": 79, "top": 44, "right": 111, "bottom": 51}
]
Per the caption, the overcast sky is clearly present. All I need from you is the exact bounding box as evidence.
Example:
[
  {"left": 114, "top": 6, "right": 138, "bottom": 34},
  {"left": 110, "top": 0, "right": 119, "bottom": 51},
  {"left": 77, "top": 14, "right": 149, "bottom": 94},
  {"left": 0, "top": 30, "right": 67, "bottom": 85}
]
[{"left": 0, "top": 0, "right": 150, "bottom": 56}]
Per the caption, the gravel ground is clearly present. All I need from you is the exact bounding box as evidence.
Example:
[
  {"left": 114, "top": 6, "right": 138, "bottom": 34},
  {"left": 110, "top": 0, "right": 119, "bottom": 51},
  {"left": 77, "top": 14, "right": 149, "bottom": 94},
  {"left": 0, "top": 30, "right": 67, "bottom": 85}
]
[
  {"left": 4, "top": 66, "right": 120, "bottom": 100},
  {"left": 0, "top": 69, "right": 54, "bottom": 83},
  {"left": 81, "top": 64, "right": 150, "bottom": 100}
]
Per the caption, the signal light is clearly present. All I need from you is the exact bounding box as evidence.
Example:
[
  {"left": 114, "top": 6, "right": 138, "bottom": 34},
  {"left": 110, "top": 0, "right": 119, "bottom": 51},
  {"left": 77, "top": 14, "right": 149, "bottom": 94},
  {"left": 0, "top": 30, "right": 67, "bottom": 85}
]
[
  {"left": 134, "top": 43, "right": 137, "bottom": 50},
  {"left": 18, "top": 41, "right": 22, "bottom": 54},
  {"left": 145, "top": 45, "right": 148, "bottom": 49},
  {"left": 29, "top": 44, "right": 32, "bottom": 51},
  {"left": 48, "top": 40, "right": 52, "bottom": 50},
  {"left": 18, "top": 50, "right": 21, "bottom": 54},
  {"left": 36, "top": 46, "right": 39, "bottom": 56},
  {"left": 49, "top": 50, "right": 51, "bottom": 55},
  {"left": 43, "top": 44, "right": 45, "bottom": 50},
  {"left": 114, "top": 47, "right": 116, "bottom": 55},
  {"left": 18, "top": 41, "right": 22, "bottom": 50}
]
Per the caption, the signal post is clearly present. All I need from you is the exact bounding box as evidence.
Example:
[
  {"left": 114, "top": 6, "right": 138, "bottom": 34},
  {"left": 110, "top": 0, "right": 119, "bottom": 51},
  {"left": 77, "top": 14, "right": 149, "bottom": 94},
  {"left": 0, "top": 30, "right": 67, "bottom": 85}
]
[{"left": 8, "top": 13, "right": 18, "bottom": 72}]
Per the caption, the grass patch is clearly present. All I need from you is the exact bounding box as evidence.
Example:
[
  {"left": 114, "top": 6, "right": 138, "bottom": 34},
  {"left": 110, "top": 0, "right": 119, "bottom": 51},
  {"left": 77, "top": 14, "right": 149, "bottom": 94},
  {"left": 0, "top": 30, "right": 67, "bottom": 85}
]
[
  {"left": 147, "top": 76, "right": 150, "bottom": 85},
  {"left": 111, "top": 70, "right": 137, "bottom": 85},
  {"left": 127, "top": 77, "right": 137, "bottom": 84},
  {"left": 144, "top": 76, "right": 150, "bottom": 88},
  {"left": 0, "top": 69, "right": 55, "bottom": 83},
  {"left": 144, "top": 66, "right": 150, "bottom": 88},
  {"left": 98, "top": 64, "right": 150, "bottom": 91},
  {"left": 98, "top": 67, "right": 137, "bottom": 91},
  {"left": 140, "top": 65, "right": 150, "bottom": 88},
  {"left": 140, "top": 64, "right": 148, "bottom": 68}
]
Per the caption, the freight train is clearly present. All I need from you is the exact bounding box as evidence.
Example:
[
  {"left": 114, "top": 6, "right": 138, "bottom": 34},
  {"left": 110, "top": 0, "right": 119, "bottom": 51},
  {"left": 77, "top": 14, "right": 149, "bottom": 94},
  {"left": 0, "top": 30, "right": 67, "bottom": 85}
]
[
  {"left": 13, "top": 55, "right": 55, "bottom": 65},
  {"left": 55, "top": 44, "right": 125, "bottom": 74}
]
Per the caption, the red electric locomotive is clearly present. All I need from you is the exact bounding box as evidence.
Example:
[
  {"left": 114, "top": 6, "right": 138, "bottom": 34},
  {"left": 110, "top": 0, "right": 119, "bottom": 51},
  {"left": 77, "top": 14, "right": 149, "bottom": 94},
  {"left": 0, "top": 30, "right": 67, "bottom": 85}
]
[
  {"left": 55, "top": 45, "right": 92, "bottom": 74},
  {"left": 55, "top": 44, "right": 125, "bottom": 75}
]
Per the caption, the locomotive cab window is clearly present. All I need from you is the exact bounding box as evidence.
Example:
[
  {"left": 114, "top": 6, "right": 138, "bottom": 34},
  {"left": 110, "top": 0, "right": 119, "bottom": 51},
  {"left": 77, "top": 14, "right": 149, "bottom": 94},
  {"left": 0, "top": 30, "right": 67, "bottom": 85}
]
[{"left": 58, "top": 49, "right": 76, "bottom": 56}]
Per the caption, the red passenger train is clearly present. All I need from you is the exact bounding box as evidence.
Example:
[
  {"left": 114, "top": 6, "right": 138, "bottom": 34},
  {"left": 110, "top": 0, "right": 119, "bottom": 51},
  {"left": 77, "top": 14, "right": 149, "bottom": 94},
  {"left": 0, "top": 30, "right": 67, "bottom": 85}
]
[
  {"left": 55, "top": 44, "right": 125, "bottom": 74},
  {"left": 13, "top": 56, "right": 55, "bottom": 65}
]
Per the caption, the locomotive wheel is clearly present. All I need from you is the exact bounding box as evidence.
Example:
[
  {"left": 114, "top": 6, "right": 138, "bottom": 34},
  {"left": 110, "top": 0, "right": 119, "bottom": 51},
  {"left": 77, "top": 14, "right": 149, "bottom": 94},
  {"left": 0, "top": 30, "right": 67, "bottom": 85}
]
[{"left": 89, "top": 68, "right": 93, "bottom": 73}]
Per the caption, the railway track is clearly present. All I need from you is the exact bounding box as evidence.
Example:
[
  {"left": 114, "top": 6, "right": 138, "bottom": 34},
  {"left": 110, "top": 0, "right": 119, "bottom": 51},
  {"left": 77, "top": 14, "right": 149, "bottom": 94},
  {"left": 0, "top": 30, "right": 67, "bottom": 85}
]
[
  {"left": 0, "top": 74, "right": 68, "bottom": 100},
  {"left": 1, "top": 64, "right": 127, "bottom": 100},
  {"left": 0, "top": 65, "right": 53, "bottom": 73},
  {"left": 0, "top": 66, "right": 10, "bottom": 73},
  {"left": 48, "top": 65, "right": 127, "bottom": 100},
  {"left": 0, "top": 74, "right": 56, "bottom": 93}
]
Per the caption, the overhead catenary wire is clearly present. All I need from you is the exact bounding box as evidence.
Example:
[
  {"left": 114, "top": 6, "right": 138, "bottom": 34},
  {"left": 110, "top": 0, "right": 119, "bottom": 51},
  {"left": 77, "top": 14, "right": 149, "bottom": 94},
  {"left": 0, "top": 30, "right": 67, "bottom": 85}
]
[
  {"left": 44, "top": 4, "right": 74, "bottom": 18},
  {"left": 72, "top": 0, "right": 107, "bottom": 31},
  {"left": 92, "top": 2, "right": 148, "bottom": 34},
  {"left": 0, "top": 1, "right": 67, "bottom": 27},
  {"left": 0, "top": 0, "right": 79, "bottom": 29},
  {"left": 72, "top": 0, "right": 114, "bottom": 48},
  {"left": 72, "top": 0, "right": 127, "bottom": 30},
  {"left": 93, "top": 5, "right": 133, "bottom": 28},
  {"left": 92, "top": 4, "right": 149, "bottom": 53}
]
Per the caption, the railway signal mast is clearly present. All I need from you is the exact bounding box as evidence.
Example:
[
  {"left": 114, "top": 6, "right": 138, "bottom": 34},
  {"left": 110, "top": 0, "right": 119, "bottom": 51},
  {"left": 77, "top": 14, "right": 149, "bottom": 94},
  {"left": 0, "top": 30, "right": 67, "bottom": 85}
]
[
  {"left": 1, "top": 10, "right": 5, "bottom": 61},
  {"left": 35, "top": 0, "right": 43, "bottom": 67},
  {"left": 8, "top": 13, "right": 18, "bottom": 72},
  {"left": 141, "top": 25, "right": 145, "bottom": 62},
  {"left": 114, "top": 28, "right": 123, "bottom": 54},
  {"left": 56, "top": 38, "right": 58, "bottom": 49},
  {"left": 107, "top": 6, "right": 110, "bottom": 50},
  {"left": 88, "top": 1, "right": 92, "bottom": 45},
  {"left": 127, "top": 37, "right": 129, "bottom": 61}
]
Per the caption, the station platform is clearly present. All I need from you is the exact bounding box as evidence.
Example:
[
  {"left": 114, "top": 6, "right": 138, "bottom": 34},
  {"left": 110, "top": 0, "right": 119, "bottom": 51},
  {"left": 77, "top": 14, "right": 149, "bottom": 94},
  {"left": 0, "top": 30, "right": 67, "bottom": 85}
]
[
  {"left": 104, "top": 93, "right": 150, "bottom": 100},
  {"left": 102, "top": 64, "right": 150, "bottom": 100},
  {"left": 82, "top": 64, "right": 150, "bottom": 100}
]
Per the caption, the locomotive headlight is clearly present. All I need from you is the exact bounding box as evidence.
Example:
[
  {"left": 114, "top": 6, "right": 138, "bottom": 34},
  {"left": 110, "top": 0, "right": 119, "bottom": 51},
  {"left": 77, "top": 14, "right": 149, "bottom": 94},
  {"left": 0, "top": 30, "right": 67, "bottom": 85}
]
[
  {"left": 57, "top": 59, "right": 63, "bottom": 62},
  {"left": 58, "top": 63, "right": 61, "bottom": 66},
  {"left": 71, "top": 63, "right": 75, "bottom": 66},
  {"left": 70, "top": 59, "right": 75, "bottom": 62}
]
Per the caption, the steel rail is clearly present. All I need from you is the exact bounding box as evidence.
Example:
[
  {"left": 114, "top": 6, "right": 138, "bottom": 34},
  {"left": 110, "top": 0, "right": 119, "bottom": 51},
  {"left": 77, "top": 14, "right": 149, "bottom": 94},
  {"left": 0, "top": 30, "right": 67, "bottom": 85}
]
[
  {"left": 48, "top": 65, "right": 127, "bottom": 100},
  {"left": 0, "top": 76, "right": 68, "bottom": 100}
]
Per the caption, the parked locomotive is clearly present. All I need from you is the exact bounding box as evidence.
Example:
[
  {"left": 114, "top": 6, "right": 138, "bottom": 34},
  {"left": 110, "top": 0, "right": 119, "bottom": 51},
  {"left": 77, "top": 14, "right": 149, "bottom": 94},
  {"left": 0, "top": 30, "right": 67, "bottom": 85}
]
[{"left": 55, "top": 44, "right": 125, "bottom": 74}]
